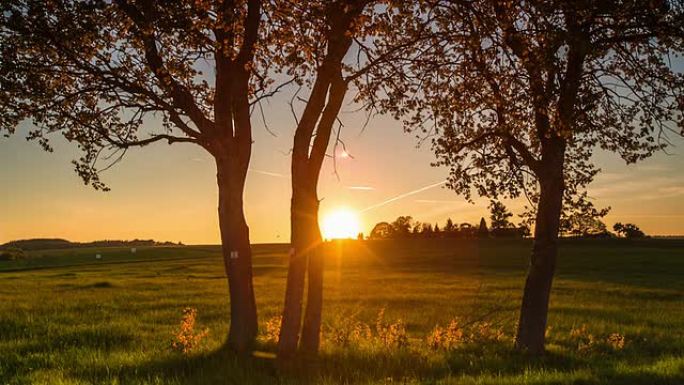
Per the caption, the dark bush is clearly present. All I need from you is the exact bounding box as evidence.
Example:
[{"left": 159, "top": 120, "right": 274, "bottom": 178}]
[{"left": 0, "top": 247, "right": 27, "bottom": 261}]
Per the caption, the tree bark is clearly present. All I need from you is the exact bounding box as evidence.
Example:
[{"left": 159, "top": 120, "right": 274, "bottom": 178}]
[
  {"left": 216, "top": 157, "right": 257, "bottom": 354},
  {"left": 515, "top": 164, "right": 564, "bottom": 355},
  {"left": 278, "top": 179, "right": 321, "bottom": 358},
  {"left": 299, "top": 204, "right": 324, "bottom": 353}
]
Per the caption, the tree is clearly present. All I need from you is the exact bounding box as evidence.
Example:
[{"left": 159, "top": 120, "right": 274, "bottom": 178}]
[
  {"left": 489, "top": 201, "right": 514, "bottom": 230},
  {"left": 0, "top": 0, "right": 278, "bottom": 353},
  {"left": 369, "top": 222, "right": 393, "bottom": 239},
  {"left": 422, "top": 222, "right": 434, "bottom": 236},
  {"left": 444, "top": 218, "right": 455, "bottom": 234},
  {"left": 559, "top": 195, "right": 610, "bottom": 237},
  {"left": 433, "top": 223, "right": 441, "bottom": 237},
  {"left": 412, "top": 221, "right": 423, "bottom": 236},
  {"left": 275, "top": 0, "right": 412, "bottom": 357},
  {"left": 391, "top": 216, "right": 414, "bottom": 238},
  {"left": 478, "top": 218, "right": 489, "bottom": 238},
  {"left": 613, "top": 223, "right": 646, "bottom": 238},
  {"left": 361, "top": 0, "right": 684, "bottom": 354}
]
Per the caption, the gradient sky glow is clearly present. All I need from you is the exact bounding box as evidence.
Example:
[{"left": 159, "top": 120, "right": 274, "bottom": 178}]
[{"left": 1, "top": 90, "right": 684, "bottom": 244}]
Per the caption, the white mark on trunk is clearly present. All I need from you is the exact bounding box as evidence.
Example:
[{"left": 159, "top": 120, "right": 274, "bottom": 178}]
[
  {"left": 288, "top": 247, "right": 295, "bottom": 257},
  {"left": 230, "top": 251, "right": 239, "bottom": 260}
]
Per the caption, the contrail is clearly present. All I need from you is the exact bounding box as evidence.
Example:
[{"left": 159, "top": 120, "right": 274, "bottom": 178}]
[
  {"left": 249, "top": 168, "right": 290, "bottom": 178},
  {"left": 360, "top": 180, "right": 447, "bottom": 213}
]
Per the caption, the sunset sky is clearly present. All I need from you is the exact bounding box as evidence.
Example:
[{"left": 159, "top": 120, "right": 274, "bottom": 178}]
[{"left": 1, "top": 91, "right": 683, "bottom": 245}]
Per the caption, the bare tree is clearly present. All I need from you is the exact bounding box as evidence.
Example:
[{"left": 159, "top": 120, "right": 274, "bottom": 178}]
[
  {"left": 360, "top": 0, "right": 684, "bottom": 354},
  {"left": 0, "top": 0, "right": 279, "bottom": 353}
]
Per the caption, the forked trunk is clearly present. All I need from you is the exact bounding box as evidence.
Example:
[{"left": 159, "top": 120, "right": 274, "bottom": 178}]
[
  {"left": 278, "top": 182, "right": 321, "bottom": 358},
  {"left": 515, "top": 170, "right": 564, "bottom": 355},
  {"left": 216, "top": 157, "right": 257, "bottom": 354}
]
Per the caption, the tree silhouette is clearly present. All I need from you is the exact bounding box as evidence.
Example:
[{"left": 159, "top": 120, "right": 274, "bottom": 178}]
[
  {"left": 559, "top": 195, "right": 611, "bottom": 237},
  {"left": 478, "top": 218, "right": 489, "bottom": 238},
  {"left": 391, "top": 216, "right": 414, "bottom": 238},
  {"left": 412, "top": 221, "right": 423, "bottom": 236},
  {"left": 369, "top": 222, "right": 393, "bottom": 240},
  {"left": 422, "top": 222, "right": 434, "bottom": 237},
  {"left": 613, "top": 223, "right": 646, "bottom": 238},
  {"left": 275, "top": 0, "right": 415, "bottom": 356},
  {"left": 444, "top": 218, "right": 455, "bottom": 234},
  {"left": 0, "top": 0, "right": 275, "bottom": 353},
  {"left": 361, "top": 0, "right": 684, "bottom": 354},
  {"left": 489, "top": 201, "right": 514, "bottom": 230},
  {"left": 275, "top": 0, "right": 375, "bottom": 358}
]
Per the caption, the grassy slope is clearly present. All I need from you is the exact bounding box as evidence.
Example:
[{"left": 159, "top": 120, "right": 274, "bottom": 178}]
[{"left": 0, "top": 239, "right": 682, "bottom": 384}]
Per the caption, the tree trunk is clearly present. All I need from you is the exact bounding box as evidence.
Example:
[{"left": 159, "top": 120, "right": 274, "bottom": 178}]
[
  {"left": 278, "top": 181, "right": 320, "bottom": 358},
  {"left": 300, "top": 205, "right": 324, "bottom": 353},
  {"left": 216, "top": 158, "right": 257, "bottom": 354},
  {"left": 515, "top": 169, "right": 564, "bottom": 355}
]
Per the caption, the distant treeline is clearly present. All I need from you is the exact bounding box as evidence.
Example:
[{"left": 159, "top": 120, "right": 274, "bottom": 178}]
[
  {"left": 1, "top": 238, "right": 184, "bottom": 251},
  {"left": 368, "top": 216, "right": 529, "bottom": 240}
]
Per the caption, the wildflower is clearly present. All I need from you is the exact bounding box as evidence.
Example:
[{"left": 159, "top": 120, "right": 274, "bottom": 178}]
[
  {"left": 606, "top": 333, "right": 625, "bottom": 350},
  {"left": 569, "top": 324, "right": 595, "bottom": 354},
  {"left": 375, "top": 309, "right": 408, "bottom": 348},
  {"left": 427, "top": 319, "right": 464, "bottom": 350},
  {"left": 263, "top": 315, "right": 282, "bottom": 344},
  {"left": 171, "top": 307, "right": 209, "bottom": 354},
  {"left": 469, "top": 321, "right": 505, "bottom": 343}
]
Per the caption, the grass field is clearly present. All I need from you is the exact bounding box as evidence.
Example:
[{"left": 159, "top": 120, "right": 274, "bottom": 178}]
[{"left": 1, "top": 239, "right": 683, "bottom": 384}]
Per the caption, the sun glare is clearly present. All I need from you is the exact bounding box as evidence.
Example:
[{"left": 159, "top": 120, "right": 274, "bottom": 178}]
[{"left": 321, "top": 208, "right": 361, "bottom": 240}]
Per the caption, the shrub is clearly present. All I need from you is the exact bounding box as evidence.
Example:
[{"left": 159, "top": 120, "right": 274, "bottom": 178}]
[
  {"left": 375, "top": 308, "right": 408, "bottom": 348},
  {"left": 569, "top": 324, "right": 596, "bottom": 354},
  {"left": 0, "top": 247, "right": 26, "bottom": 261},
  {"left": 262, "top": 315, "right": 282, "bottom": 344},
  {"left": 606, "top": 332, "right": 626, "bottom": 351},
  {"left": 327, "top": 313, "right": 372, "bottom": 347},
  {"left": 468, "top": 321, "right": 505, "bottom": 344},
  {"left": 427, "top": 319, "right": 464, "bottom": 350},
  {"left": 171, "top": 307, "right": 208, "bottom": 354},
  {"left": 568, "top": 325, "right": 626, "bottom": 354}
]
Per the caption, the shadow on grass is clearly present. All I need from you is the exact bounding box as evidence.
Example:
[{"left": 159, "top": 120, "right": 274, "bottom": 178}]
[
  {"left": 60, "top": 340, "right": 684, "bottom": 385},
  {"left": 69, "top": 343, "right": 280, "bottom": 385},
  {"left": 1, "top": 325, "right": 137, "bottom": 383}
]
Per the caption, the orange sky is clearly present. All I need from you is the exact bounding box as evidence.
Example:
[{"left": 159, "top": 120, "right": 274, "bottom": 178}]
[{"left": 1, "top": 98, "right": 683, "bottom": 244}]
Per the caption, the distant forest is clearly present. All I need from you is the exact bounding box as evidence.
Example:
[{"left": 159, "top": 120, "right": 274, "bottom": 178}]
[
  {"left": 368, "top": 201, "right": 647, "bottom": 240},
  {"left": 368, "top": 216, "right": 529, "bottom": 240},
  {"left": 1, "top": 238, "right": 184, "bottom": 251},
  {"left": 368, "top": 201, "right": 529, "bottom": 240}
]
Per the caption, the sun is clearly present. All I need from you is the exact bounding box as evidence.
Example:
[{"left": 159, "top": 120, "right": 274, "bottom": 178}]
[{"left": 321, "top": 208, "right": 361, "bottom": 240}]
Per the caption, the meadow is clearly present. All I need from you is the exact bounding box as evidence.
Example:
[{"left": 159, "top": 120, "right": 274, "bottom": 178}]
[{"left": 1, "top": 238, "right": 683, "bottom": 384}]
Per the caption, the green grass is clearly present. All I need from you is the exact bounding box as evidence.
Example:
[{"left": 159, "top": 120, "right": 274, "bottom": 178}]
[{"left": 1, "top": 239, "right": 683, "bottom": 384}]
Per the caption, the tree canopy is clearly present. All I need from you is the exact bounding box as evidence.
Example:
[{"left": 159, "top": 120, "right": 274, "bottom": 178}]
[
  {"left": 1, "top": 0, "right": 274, "bottom": 189},
  {"left": 361, "top": 0, "right": 684, "bottom": 205}
]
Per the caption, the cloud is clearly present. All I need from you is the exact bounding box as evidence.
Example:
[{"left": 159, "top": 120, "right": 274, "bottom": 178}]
[
  {"left": 590, "top": 175, "right": 684, "bottom": 201},
  {"left": 639, "top": 186, "right": 684, "bottom": 200},
  {"left": 594, "top": 172, "right": 628, "bottom": 182},
  {"left": 635, "top": 164, "right": 671, "bottom": 172}
]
